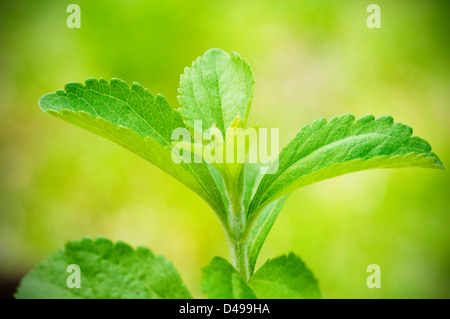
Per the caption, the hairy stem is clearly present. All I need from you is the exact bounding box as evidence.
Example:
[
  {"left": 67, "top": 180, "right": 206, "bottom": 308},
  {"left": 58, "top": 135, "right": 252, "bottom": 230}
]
[
  {"left": 223, "top": 166, "right": 251, "bottom": 281},
  {"left": 230, "top": 239, "right": 250, "bottom": 281}
]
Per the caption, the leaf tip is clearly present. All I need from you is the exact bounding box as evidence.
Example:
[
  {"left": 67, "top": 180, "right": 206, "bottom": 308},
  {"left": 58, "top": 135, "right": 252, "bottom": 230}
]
[
  {"left": 38, "top": 93, "right": 54, "bottom": 112},
  {"left": 204, "top": 47, "right": 228, "bottom": 57},
  {"left": 432, "top": 154, "right": 445, "bottom": 170}
]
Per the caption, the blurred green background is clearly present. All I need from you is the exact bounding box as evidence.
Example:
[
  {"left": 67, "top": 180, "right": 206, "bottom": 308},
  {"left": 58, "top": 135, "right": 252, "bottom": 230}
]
[{"left": 0, "top": 0, "right": 449, "bottom": 298}]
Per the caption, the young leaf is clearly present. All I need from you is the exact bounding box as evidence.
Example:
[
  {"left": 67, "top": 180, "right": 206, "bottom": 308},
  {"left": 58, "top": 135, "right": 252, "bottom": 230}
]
[
  {"left": 39, "top": 78, "right": 227, "bottom": 221},
  {"left": 15, "top": 237, "right": 192, "bottom": 299},
  {"left": 201, "top": 257, "right": 257, "bottom": 299},
  {"left": 248, "top": 114, "right": 443, "bottom": 219},
  {"left": 248, "top": 253, "right": 321, "bottom": 299},
  {"left": 178, "top": 48, "right": 255, "bottom": 135}
]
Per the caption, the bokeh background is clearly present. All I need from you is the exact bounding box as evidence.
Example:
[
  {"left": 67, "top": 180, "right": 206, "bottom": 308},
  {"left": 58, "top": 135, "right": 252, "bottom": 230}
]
[{"left": 1, "top": 0, "right": 449, "bottom": 298}]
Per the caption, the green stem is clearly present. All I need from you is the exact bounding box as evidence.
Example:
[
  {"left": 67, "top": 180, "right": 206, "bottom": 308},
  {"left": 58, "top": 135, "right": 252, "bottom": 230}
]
[
  {"left": 223, "top": 166, "right": 251, "bottom": 281},
  {"left": 230, "top": 238, "right": 250, "bottom": 281}
]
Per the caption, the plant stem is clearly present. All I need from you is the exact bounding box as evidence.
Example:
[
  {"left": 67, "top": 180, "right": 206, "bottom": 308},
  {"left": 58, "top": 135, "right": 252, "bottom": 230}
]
[
  {"left": 223, "top": 166, "right": 251, "bottom": 281},
  {"left": 230, "top": 238, "right": 250, "bottom": 281}
]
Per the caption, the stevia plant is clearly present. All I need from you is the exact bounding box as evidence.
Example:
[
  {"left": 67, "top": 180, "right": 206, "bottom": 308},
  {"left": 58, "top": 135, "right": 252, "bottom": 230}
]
[{"left": 16, "top": 48, "right": 443, "bottom": 299}]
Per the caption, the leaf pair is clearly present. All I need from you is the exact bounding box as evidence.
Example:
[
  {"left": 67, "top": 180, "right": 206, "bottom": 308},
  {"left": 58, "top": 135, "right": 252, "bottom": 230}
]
[
  {"left": 39, "top": 49, "right": 443, "bottom": 221},
  {"left": 201, "top": 254, "right": 320, "bottom": 299},
  {"left": 16, "top": 237, "right": 320, "bottom": 299}
]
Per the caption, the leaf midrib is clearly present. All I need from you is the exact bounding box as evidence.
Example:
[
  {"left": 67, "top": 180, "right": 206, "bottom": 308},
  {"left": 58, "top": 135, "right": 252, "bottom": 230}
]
[{"left": 251, "top": 131, "right": 424, "bottom": 213}]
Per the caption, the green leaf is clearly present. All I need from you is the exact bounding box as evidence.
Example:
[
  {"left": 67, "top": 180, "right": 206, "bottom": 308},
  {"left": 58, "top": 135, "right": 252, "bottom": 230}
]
[
  {"left": 15, "top": 237, "right": 192, "bottom": 299},
  {"left": 249, "top": 114, "right": 444, "bottom": 218},
  {"left": 248, "top": 253, "right": 321, "bottom": 299},
  {"left": 39, "top": 78, "right": 227, "bottom": 222},
  {"left": 178, "top": 48, "right": 255, "bottom": 135},
  {"left": 242, "top": 164, "right": 264, "bottom": 212},
  {"left": 201, "top": 257, "right": 257, "bottom": 299},
  {"left": 245, "top": 195, "right": 289, "bottom": 275},
  {"left": 242, "top": 164, "right": 289, "bottom": 275}
]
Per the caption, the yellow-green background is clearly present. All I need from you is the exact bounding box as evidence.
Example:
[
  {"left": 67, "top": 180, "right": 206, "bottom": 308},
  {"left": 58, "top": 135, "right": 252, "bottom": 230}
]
[{"left": 1, "top": 0, "right": 449, "bottom": 298}]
